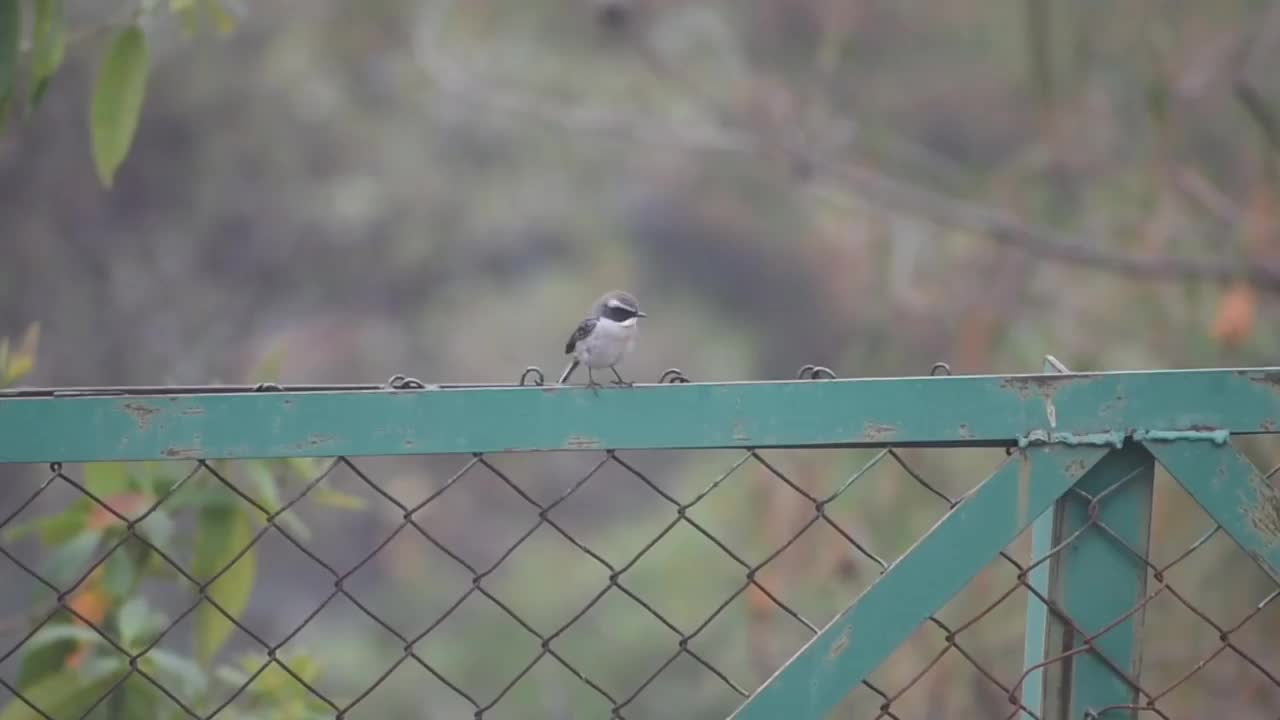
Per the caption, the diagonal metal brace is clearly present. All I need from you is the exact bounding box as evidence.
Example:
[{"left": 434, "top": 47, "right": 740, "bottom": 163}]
[
  {"left": 728, "top": 445, "right": 1108, "bottom": 720},
  {"left": 1146, "top": 441, "right": 1280, "bottom": 583}
]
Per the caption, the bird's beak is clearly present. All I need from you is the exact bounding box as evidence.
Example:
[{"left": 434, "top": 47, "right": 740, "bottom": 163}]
[{"left": 636, "top": 311, "right": 647, "bottom": 317}]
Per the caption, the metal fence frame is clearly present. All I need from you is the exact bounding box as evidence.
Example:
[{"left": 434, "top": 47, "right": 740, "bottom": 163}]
[{"left": 2, "top": 363, "right": 1280, "bottom": 719}]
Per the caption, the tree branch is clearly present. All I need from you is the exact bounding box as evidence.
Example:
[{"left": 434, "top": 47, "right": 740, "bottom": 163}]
[
  {"left": 818, "top": 161, "right": 1280, "bottom": 288},
  {"left": 409, "top": 0, "right": 1280, "bottom": 290},
  {"left": 1235, "top": 0, "right": 1280, "bottom": 156}
]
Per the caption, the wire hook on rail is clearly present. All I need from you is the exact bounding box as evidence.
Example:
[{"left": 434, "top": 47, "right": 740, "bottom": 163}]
[
  {"left": 658, "top": 368, "right": 691, "bottom": 384},
  {"left": 796, "top": 364, "right": 838, "bottom": 380},
  {"left": 384, "top": 374, "right": 427, "bottom": 390},
  {"left": 518, "top": 367, "right": 545, "bottom": 386}
]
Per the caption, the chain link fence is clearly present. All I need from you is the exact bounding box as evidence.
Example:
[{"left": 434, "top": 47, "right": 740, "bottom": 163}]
[{"left": 1, "top": 378, "right": 1279, "bottom": 718}]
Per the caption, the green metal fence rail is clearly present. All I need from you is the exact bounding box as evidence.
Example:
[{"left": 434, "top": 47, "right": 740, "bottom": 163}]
[{"left": 1, "top": 364, "right": 1279, "bottom": 718}]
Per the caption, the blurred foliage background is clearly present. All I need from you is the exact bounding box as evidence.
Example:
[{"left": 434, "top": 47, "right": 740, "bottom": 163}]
[{"left": 4, "top": 0, "right": 1280, "bottom": 718}]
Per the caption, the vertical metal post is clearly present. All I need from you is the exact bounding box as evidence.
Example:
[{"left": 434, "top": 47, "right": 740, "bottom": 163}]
[
  {"left": 1021, "top": 356, "right": 1154, "bottom": 719},
  {"left": 1020, "top": 356, "right": 1067, "bottom": 718}
]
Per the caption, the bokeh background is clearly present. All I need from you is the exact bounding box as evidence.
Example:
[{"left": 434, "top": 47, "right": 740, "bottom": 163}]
[{"left": 4, "top": 0, "right": 1280, "bottom": 718}]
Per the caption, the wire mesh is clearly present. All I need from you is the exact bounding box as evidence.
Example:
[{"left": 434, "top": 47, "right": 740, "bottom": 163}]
[{"left": 0, "top": 439, "right": 1277, "bottom": 719}]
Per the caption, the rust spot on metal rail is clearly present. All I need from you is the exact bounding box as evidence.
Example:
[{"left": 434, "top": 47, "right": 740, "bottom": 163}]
[
  {"left": 863, "top": 422, "right": 897, "bottom": 442},
  {"left": 565, "top": 435, "right": 602, "bottom": 450},
  {"left": 999, "top": 374, "right": 1095, "bottom": 400},
  {"left": 1064, "top": 458, "right": 1089, "bottom": 480},
  {"left": 827, "top": 625, "right": 852, "bottom": 660},
  {"left": 123, "top": 402, "right": 160, "bottom": 430},
  {"left": 163, "top": 446, "right": 202, "bottom": 459}
]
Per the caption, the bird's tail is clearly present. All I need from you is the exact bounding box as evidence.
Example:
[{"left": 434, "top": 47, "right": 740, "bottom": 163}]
[{"left": 558, "top": 360, "right": 579, "bottom": 385}]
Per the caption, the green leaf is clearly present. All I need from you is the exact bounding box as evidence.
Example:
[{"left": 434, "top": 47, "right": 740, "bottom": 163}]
[
  {"left": 162, "top": 484, "right": 229, "bottom": 511},
  {"left": 84, "top": 462, "right": 133, "bottom": 497},
  {"left": 192, "top": 499, "right": 257, "bottom": 665},
  {"left": 2, "top": 499, "right": 91, "bottom": 545},
  {"left": 3, "top": 353, "right": 32, "bottom": 385},
  {"left": 284, "top": 652, "right": 320, "bottom": 684},
  {"left": 136, "top": 507, "right": 175, "bottom": 546},
  {"left": 90, "top": 25, "right": 150, "bottom": 187},
  {"left": 246, "top": 462, "right": 310, "bottom": 539},
  {"left": 41, "top": 503, "right": 92, "bottom": 544},
  {"left": 283, "top": 457, "right": 322, "bottom": 480},
  {"left": 245, "top": 462, "right": 279, "bottom": 503},
  {"left": 310, "top": 486, "right": 366, "bottom": 511},
  {"left": 16, "top": 612, "right": 76, "bottom": 688},
  {"left": 102, "top": 547, "right": 138, "bottom": 600},
  {"left": 214, "top": 662, "right": 252, "bottom": 688},
  {"left": 118, "top": 676, "right": 174, "bottom": 720},
  {"left": 80, "top": 654, "right": 128, "bottom": 683},
  {"left": 116, "top": 595, "right": 150, "bottom": 649},
  {"left": 143, "top": 552, "right": 181, "bottom": 579},
  {"left": 207, "top": 0, "right": 238, "bottom": 34},
  {"left": 0, "top": 663, "right": 128, "bottom": 720},
  {"left": 140, "top": 648, "right": 208, "bottom": 698},
  {"left": 139, "top": 461, "right": 169, "bottom": 490},
  {"left": 44, "top": 531, "right": 101, "bottom": 588},
  {"left": 0, "top": 0, "right": 18, "bottom": 116},
  {"left": 29, "top": 0, "right": 65, "bottom": 110},
  {"left": 23, "top": 623, "right": 107, "bottom": 652},
  {"left": 246, "top": 342, "right": 287, "bottom": 383}
]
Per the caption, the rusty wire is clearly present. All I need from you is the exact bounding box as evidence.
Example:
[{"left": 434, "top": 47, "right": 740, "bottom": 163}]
[{"left": 1, "top": 437, "right": 1278, "bottom": 719}]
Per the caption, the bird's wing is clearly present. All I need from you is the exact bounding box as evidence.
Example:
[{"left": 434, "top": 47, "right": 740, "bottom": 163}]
[{"left": 564, "top": 317, "right": 597, "bottom": 354}]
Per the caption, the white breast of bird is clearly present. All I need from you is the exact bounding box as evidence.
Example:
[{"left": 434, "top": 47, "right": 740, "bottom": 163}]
[{"left": 579, "top": 317, "right": 637, "bottom": 368}]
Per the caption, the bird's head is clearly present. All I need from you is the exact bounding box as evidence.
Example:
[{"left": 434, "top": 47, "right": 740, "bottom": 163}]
[{"left": 594, "top": 290, "right": 646, "bottom": 325}]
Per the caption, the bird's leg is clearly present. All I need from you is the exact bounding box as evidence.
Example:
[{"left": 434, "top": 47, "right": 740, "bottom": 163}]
[
  {"left": 609, "top": 367, "right": 633, "bottom": 387},
  {"left": 586, "top": 367, "right": 602, "bottom": 394}
]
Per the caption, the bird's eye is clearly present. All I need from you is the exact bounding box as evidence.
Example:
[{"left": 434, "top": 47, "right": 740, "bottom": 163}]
[{"left": 604, "top": 305, "right": 638, "bottom": 322}]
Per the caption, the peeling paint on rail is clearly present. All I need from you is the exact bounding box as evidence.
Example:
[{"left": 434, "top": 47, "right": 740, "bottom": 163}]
[
  {"left": 1018, "top": 430, "right": 1125, "bottom": 449},
  {"left": 1145, "top": 442, "right": 1280, "bottom": 582},
  {"left": 1245, "top": 478, "right": 1280, "bottom": 545},
  {"left": 123, "top": 402, "right": 160, "bottom": 430},
  {"left": 1019, "top": 428, "right": 1231, "bottom": 449},
  {"left": 1245, "top": 369, "right": 1280, "bottom": 387},
  {"left": 999, "top": 373, "right": 1097, "bottom": 400},
  {"left": 1133, "top": 429, "right": 1229, "bottom": 445},
  {"left": 826, "top": 626, "right": 852, "bottom": 660},
  {"left": 862, "top": 422, "right": 897, "bottom": 442}
]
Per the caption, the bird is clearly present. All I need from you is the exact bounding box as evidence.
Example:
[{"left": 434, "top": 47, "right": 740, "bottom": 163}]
[{"left": 558, "top": 290, "right": 646, "bottom": 388}]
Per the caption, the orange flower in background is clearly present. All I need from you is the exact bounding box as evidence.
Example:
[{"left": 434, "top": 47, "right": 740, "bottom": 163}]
[
  {"left": 87, "top": 492, "right": 155, "bottom": 530},
  {"left": 1212, "top": 281, "right": 1257, "bottom": 348},
  {"left": 65, "top": 566, "right": 112, "bottom": 670}
]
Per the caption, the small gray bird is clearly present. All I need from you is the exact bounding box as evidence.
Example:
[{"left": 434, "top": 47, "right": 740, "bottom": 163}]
[{"left": 558, "top": 290, "right": 646, "bottom": 388}]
